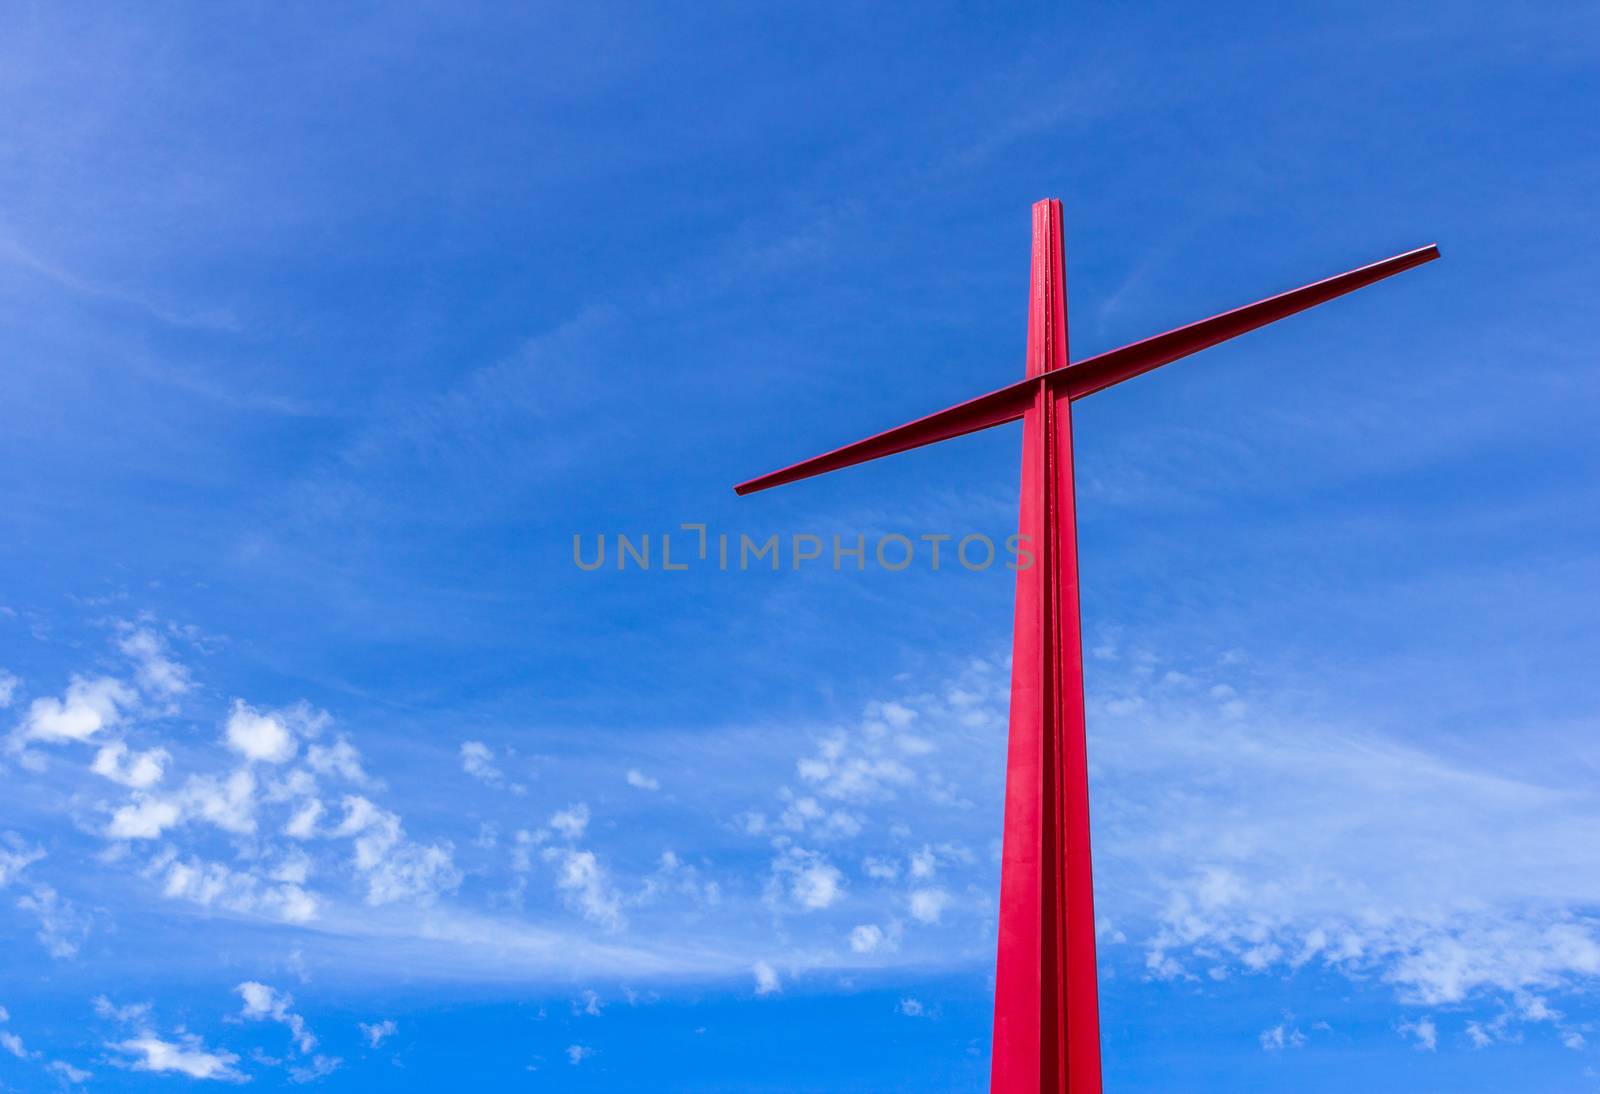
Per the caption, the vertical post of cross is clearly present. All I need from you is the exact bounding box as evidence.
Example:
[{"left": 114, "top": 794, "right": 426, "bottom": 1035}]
[{"left": 991, "top": 199, "right": 1102, "bottom": 1093}]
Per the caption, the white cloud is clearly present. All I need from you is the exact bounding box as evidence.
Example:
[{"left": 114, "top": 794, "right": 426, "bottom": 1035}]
[
  {"left": 908, "top": 887, "right": 949, "bottom": 925},
  {"left": 92, "top": 997, "right": 152, "bottom": 1025},
  {"left": 549, "top": 803, "right": 590, "bottom": 840},
  {"left": 1259, "top": 1023, "right": 1307, "bottom": 1051},
  {"left": 284, "top": 799, "right": 324, "bottom": 839},
  {"left": 183, "top": 768, "right": 259, "bottom": 835},
  {"left": 876, "top": 702, "right": 917, "bottom": 730},
  {"left": 566, "top": 1044, "right": 594, "bottom": 1065},
  {"left": 0, "top": 671, "right": 18, "bottom": 708},
  {"left": 118, "top": 628, "right": 191, "bottom": 697},
  {"left": 849, "top": 924, "right": 885, "bottom": 954},
  {"left": 1088, "top": 666, "right": 1600, "bottom": 1016},
  {"left": 237, "top": 981, "right": 317, "bottom": 1054},
  {"left": 775, "top": 793, "right": 861, "bottom": 839},
  {"left": 91, "top": 742, "right": 169, "bottom": 789},
  {"left": 1398, "top": 1016, "right": 1438, "bottom": 1051},
  {"left": 794, "top": 731, "right": 915, "bottom": 802},
  {"left": 457, "top": 740, "right": 521, "bottom": 794},
  {"left": 625, "top": 768, "right": 660, "bottom": 790},
  {"left": 897, "top": 998, "right": 926, "bottom": 1017},
  {"left": 861, "top": 856, "right": 899, "bottom": 881},
  {"left": 549, "top": 848, "right": 625, "bottom": 930},
  {"left": 19, "top": 676, "right": 133, "bottom": 744},
  {"left": 752, "top": 960, "right": 781, "bottom": 996},
  {"left": 48, "top": 1060, "right": 91, "bottom": 1083},
  {"left": 288, "top": 1054, "right": 341, "bottom": 1083},
  {"left": 107, "top": 795, "right": 182, "bottom": 840},
  {"left": 97, "top": 996, "right": 243, "bottom": 1082},
  {"left": 158, "top": 855, "right": 317, "bottom": 923},
  {"left": 358, "top": 1020, "right": 396, "bottom": 1048},
  {"left": 108, "top": 1034, "right": 244, "bottom": 1082},
  {"left": 0, "top": 833, "right": 44, "bottom": 886},
  {"left": 18, "top": 884, "right": 91, "bottom": 958},
  {"left": 332, "top": 796, "right": 460, "bottom": 907},
  {"left": 769, "top": 848, "right": 843, "bottom": 912},
  {"left": 0, "top": 1029, "right": 26, "bottom": 1058},
  {"left": 460, "top": 741, "right": 503, "bottom": 784},
  {"left": 636, "top": 849, "right": 720, "bottom": 910},
  {"left": 225, "top": 701, "right": 298, "bottom": 764},
  {"left": 305, "top": 737, "right": 366, "bottom": 784}
]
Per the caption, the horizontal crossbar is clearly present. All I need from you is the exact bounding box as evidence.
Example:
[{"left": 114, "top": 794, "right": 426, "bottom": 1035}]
[{"left": 734, "top": 243, "right": 1438, "bottom": 496}]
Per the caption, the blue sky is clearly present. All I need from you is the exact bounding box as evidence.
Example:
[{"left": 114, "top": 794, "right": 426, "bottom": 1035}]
[{"left": 1, "top": 2, "right": 1598, "bottom": 1089}]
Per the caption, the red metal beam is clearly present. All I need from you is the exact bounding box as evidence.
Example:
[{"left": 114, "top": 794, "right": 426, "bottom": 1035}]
[
  {"left": 732, "top": 242, "right": 1437, "bottom": 497},
  {"left": 1059, "top": 242, "right": 1438, "bottom": 400}
]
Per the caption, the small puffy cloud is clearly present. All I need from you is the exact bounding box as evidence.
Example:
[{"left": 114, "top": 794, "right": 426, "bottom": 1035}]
[
  {"left": 284, "top": 799, "right": 324, "bottom": 839},
  {"left": 769, "top": 848, "right": 843, "bottom": 912},
  {"left": 637, "top": 849, "right": 720, "bottom": 910},
  {"left": 1399, "top": 1016, "right": 1438, "bottom": 1052},
  {"left": 159, "top": 856, "right": 317, "bottom": 924},
  {"left": 794, "top": 860, "right": 842, "bottom": 909},
  {"left": 1, "top": 1029, "right": 26, "bottom": 1058},
  {"left": 305, "top": 737, "right": 366, "bottom": 784},
  {"left": 108, "top": 1034, "right": 244, "bottom": 1082},
  {"left": 237, "top": 981, "right": 316, "bottom": 1054},
  {"left": 909, "top": 887, "right": 950, "bottom": 924},
  {"left": 1259, "top": 1023, "right": 1307, "bottom": 1051},
  {"left": 0, "top": 833, "right": 45, "bottom": 886},
  {"left": 456, "top": 740, "right": 521, "bottom": 794},
  {"left": 107, "top": 796, "right": 182, "bottom": 840},
  {"left": 20, "top": 676, "right": 133, "bottom": 744},
  {"left": 549, "top": 803, "right": 590, "bottom": 840},
  {"left": 566, "top": 1044, "right": 594, "bottom": 1065},
  {"left": 236, "top": 981, "right": 284, "bottom": 1019},
  {"left": 625, "top": 768, "right": 659, "bottom": 791},
  {"left": 118, "top": 628, "right": 191, "bottom": 697},
  {"left": 753, "top": 960, "right": 781, "bottom": 996},
  {"left": 18, "top": 884, "right": 91, "bottom": 958},
  {"left": 332, "top": 796, "right": 461, "bottom": 907},
  {"left": 183, "top": 769, "right": 259, "bottom": 835},
  {"left": 875, "top": 701, "right": 918, "bottom": 731},
  {"left": 288, "top": 1055, "right": 342, "bottom": 1083},
  {"left": 225, "top": 701, "right": 298, "bottom": 764},
  {"left": 848, "top": 924, "right": 885, "bottom": 954},
  {"left": 91, "top": 742, "right": 169, "bottom": 789},
  {"left": 48, "top": 1060, "right": 91, "bottom": 1083},
  {"left": 91, "top": 997, "right": 152, "bottom": 1025},
  {"left": 898, "top": 998, "right": 926, "bottom": 1017},
  {"left": 0, "top": 671, "right": 18, "bottom": 708},
  {"left": 358, "top": 1020, "right": 396, "bottom": 1049},
  {"left": 862, "top": 856, "right": 899, "bottom": 881},
  {"left": 795, "top": 734, "right": 915, "bottom": 802},
  {"left": 550, "top": 849, "right": 625, "bottom": 930},
  {"left": 775, "top": 794, "right": 861, "bottom": 839},
  {"left": 460, "top": 741, "right": 501, "bottom": 782}
]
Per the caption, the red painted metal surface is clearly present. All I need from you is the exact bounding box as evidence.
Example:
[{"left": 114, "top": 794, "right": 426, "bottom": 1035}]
[
  {"left": 990, "top": 198, "right": 1100, "bottom": 1093},
  {"left": 735, "top": 201, "right": 1437, "bottom": 1091},
  {"left": 733, "top": 241, "right": 1436, "bottom": 498}
]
